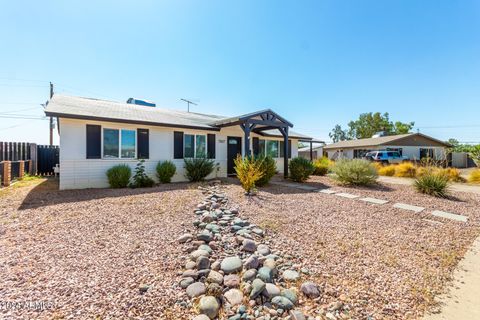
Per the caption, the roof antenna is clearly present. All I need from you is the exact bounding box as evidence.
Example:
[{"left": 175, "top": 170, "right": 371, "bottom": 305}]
[{"left": 180, "top": 98, "right": 197, "bottom": 112}]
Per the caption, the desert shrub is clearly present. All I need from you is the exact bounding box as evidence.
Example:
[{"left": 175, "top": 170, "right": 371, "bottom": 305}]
[
  {"left": 234, "top": 155, "right": 264, "bottom": 194},
  {"left": 414, "top": 172, "right": 449, "bottom": 197},
  {"left": 437, "top": 167, "right": 463, "bottom": 182},
  {"left": 468, "top": 169, "right": 480, "bottom": 184},
  {"left": 106, "top": 164, "right": 131, "bottom": 188},
  {"left": 372, "top": 162, "right": 384, "bottom": 171},
  {"left": 156, "top": 160, "right": 176, "bottom": 183},
  {"left": 255, "top": 155, "right": 276, "bottom": 187},
  {"left": 289, "top": 157, "right": 314, "bottom": 182},
  {"left": 184, "top": 157, "right": 215, "bottom": 182},
  {"left": 130, "top": 159, "right": 155, "bottom": 188},
  {"left": 378, "top": 164, "right": 396, "bottom": 176},
  {"left": 395, "top": 162, "right": 416, "bottom": 178},
  {"left": 313, "top": 157, "right": 331, "bottom": 176},
  {"left": 332, "top": 159, "right": 378, "bottom": 186}
]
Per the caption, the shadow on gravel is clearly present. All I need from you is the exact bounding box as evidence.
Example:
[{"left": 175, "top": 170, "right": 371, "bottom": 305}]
[{"left": 18, "top": 179, "right": 197, "bottom": 210}]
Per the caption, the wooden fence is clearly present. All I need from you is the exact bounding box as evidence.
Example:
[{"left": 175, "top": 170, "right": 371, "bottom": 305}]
[{"left": 0, "top": 142, "right": 60, "bottom": 187}]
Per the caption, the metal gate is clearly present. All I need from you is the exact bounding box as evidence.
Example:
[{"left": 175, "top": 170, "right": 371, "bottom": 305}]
[{"left": 37, "top": 145, "right": 59, "bottom": 175}]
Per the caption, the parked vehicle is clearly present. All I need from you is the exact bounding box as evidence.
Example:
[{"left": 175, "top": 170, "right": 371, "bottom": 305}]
[{"left": 364, "top": 150, "right": 408, "bottom": 164}]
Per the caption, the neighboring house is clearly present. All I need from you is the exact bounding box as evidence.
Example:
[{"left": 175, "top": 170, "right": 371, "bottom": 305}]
[
  {"left": 324, "top": 133, "right": 450, "bottom": 161},
  {"left": 45, "top": 95, "right": 313, "bottom": 190},
  {"left": 298, "top": 144, "right": 324, "bottom": 160}
]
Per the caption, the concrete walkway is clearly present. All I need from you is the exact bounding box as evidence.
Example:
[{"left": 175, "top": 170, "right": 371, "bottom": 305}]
[
  {"left": 424, "top": 237, "right": 480, "bottom": 320},
  {"left": 378, "top": 176, "right": 480, "bottom": 195}
]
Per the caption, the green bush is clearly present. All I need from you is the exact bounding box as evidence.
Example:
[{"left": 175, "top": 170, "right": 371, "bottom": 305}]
[
  {"left": 156, "top": 160, "right": 176, "bottom": 183},
  {"left": 106, "top": 164, "right": 131, "bottom": 188},
  {"left": 313, "top": 157, "right": 331, "bottom": 176},
  {"left": 130, "top": 159, "right": 155, "bottom": 188},
  {"left": 414, "top": 172, "right": 449, "bottom": 197},
  {"left": 289, "top": 157, "right": 314, "bottom": 182},
  {"left": 256, "top": 155, "right": 277, "bottom": 187},
  {"left": 234, "top": 155, "right": 264, "bottom": 194},
  {"left": 332, "top": 159, "right": 378, "bottom": 185},
  {"left": 184, "top": 157, "right": 215, "bottom": 182}
]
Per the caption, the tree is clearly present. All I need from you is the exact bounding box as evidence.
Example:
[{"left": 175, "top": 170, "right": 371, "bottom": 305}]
[
  {"left": 446, "top": 138, "right": 459, "bottom": 147},
  {"left": 329, "top": 124, "right": 348, "bottom": 143},
  {"left": 345, "top": 112, "right": 414, "bottom": 139}
]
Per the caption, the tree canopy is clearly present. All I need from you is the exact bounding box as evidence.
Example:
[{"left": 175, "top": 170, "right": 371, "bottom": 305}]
[{"left": 329, "top": 112, "right": 415, "bottom": 141}]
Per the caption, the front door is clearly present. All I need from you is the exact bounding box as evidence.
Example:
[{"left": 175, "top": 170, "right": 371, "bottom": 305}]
[{"left": 227, "top": 136, "right": 242, "bottom": 175}]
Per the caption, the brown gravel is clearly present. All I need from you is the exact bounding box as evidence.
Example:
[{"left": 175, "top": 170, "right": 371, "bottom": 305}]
[
  {"left": 1, "top": 176, "right": 479, "bottom": 319},
  {"left": 0, "top": 178, "right": 200, "bottom": 319},
  {"left": 221, "top": 176, "right": 480, "bottom": 319}
]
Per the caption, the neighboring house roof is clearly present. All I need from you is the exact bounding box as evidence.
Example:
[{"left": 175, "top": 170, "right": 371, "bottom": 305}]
[
  {"left": 298, "top": 145, "right": 324, "bottom": 152},
  {"left": 45, "top": 94, "right": 312, "bottom": 139},
  {"left": 324, "top": 133, "right": 450, "bottom": 150}
]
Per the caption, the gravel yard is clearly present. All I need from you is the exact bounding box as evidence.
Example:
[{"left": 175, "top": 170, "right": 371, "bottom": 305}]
[
  {"left": 1, "top": 176, "right": 479, "bottom": 319},
  {"left": 0, "top": 178, "right": 201, "bottom": 319},
  {"left": 222, "top": 176, "right": 480, "bottom": 319}
]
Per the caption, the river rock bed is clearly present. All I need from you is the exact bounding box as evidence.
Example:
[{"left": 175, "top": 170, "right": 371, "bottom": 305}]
[{"left": 176, "top": 183, "right": 344, "bottom": 320}]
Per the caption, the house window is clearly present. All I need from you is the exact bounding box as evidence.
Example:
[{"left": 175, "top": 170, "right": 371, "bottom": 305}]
[
  {"left": 259, "top": 139, "right": 266, "bottom": 156},
  {"left": 103, "top": 128, "right": 136, "bottom": 159},
  {"left": 266, "top": 140, "right": 279, "bottom": 158},
  {"left": 184, "top": 134, "right": 207, "bottom": 158},
  {"left": 121, "top": 130, "right": 136, "bottom": 158}
]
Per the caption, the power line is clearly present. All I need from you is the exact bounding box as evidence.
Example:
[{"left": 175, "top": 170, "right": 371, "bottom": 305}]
[
  {"left": 0, "top": 83, "right": 48, "bottom": 88},
  {"left": 0, "top": 106, "right": 42, "bottom": 115},
  {"left": 0, "top": 114, "right": 46, "bottom": 120}
]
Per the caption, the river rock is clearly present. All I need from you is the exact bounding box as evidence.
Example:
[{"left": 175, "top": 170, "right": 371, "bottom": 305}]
[
  {"left": 179, "top": 277, "right": 195, "bottom": 289},
  {"left": 221, "top": 256, "right": 242, "bottom": 274},
  {"left": 262, "top": 283, "right": 281, "bottom": 299},
  {"left": 250, "top": 278, "right": 266, "bottom": 299},
  {"left": 242, "top": 269, "right": 257, "bottom": 282},
  {"left": 300, "top": 281, "right": 321, "bottom": 298},
  {"left": 186, "top": 282, "right": 206, "bottom": 298},
  {"left": 241, "top": 239, "right": 257, "bottom": 252},
  {"left": 206, "top": 270, "right": 223, "bottom": 285},
  {"left": 224, "top": 274, "right": 240, "bottom": 288},
  {"left": 244, "top": 255, "right": 260, "bottom": 269},
  {"left": 272, "top": 296, "right": 294, "bottom": 310},
  {"left": 197, "top": 256, "right": 211, "bottom": 270},
  {"left": 177, "top": 233, "right": 193, "bottom": 243},
  {"left": 257, "top": 266, "right": 273, "bottom": 283},
  {"left": 282, "top": 270, "right": 300, "bottom": 281},
  {"left": 198, "top": 296, "right": 220, "bottom": 319},
  {"left": 224, "top": 288, "right": 244, "bottom": 306},
  {"left": 257, "top": 244, "right": 270, "bottom": 255}
]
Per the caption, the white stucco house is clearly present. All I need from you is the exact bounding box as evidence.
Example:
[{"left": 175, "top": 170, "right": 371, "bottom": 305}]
[
  {"left": 45, "top": 95, "right": 314, "bottom": 190},
  {"left": 324, "top": 133, "right": 450, "bottom": 161}
]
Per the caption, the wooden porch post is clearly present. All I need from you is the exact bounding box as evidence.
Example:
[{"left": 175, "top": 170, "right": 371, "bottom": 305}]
[
  {"left": 244, "top": 123, "right": 250, "bottom": 157},
  {"left": 310, "top": 141, "right": 313, "bottom": 161},
  {"left": 282, "top": 127, "right": 289, "bottom": 179}
]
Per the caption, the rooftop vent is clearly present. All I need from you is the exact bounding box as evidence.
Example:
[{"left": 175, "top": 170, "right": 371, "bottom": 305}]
[
  {"left": 126, "top": 98, "right": 156, "bottom": 107},
  {"left": 372, "top": 131, "right": 387, "bottom": 138}
]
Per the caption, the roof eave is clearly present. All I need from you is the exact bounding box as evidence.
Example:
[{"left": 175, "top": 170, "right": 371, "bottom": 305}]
[{"left": 46, "top": 111, "right": 221, "bottom": 132}]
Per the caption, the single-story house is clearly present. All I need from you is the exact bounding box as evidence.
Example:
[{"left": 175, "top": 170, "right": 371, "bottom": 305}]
[
  {"left": 45, "top": 95, "right": 315, "bottom": 190},
  {"left": 324, "top": 133, "right": 451, "bottom": 161},
  {"left": 298, "top": 144, "right": 324, "bottom": 160}
]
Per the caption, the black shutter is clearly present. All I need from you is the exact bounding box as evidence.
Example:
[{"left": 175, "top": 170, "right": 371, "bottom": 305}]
[
  {"left": 137, "top": 129, "right": 149, "bottom": 159},
  {"left": 280, "top": 141, "right": 285, "bottom": 158},
  {"left": 252, "top": 137, "right": 259, "bottom": 157},
  {"left": 86, "top": 124, "right": 101, "bottom": 159},
  {"left": 288, "top": 140, "right": 292, "bottom": 158},
  {"left": 207, "top": 134, "right": 216, "bottom": 159},
  {"left": 174, "top": 131, "right": 184, "bottom": 159}
]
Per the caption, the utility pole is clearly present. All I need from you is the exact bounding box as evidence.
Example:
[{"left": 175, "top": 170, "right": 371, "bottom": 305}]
[
  {"left": 49, "top": 82, "right": 54, "bottom": 145},
  {"left": 180, "top": 98, "right": 197, "bottom": 112}
]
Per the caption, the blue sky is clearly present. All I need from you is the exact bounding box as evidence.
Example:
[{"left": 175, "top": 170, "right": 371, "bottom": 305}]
[{"left": 1, "top": 0, "right": 479, "bottom": 145}]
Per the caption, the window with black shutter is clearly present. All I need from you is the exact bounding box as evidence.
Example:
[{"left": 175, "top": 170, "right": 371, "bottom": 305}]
[
  {"left": 174, "top": 131, "right": 184, "bottom": 159},
  {"left": 137, "top": 128, "right": 149, "bottom": 159},
  {"left": 86, "top": 124, "right": 101, "bottom": 159},
  {"left": 207, "top": 134, "right": 216, "bottom": 159}
]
